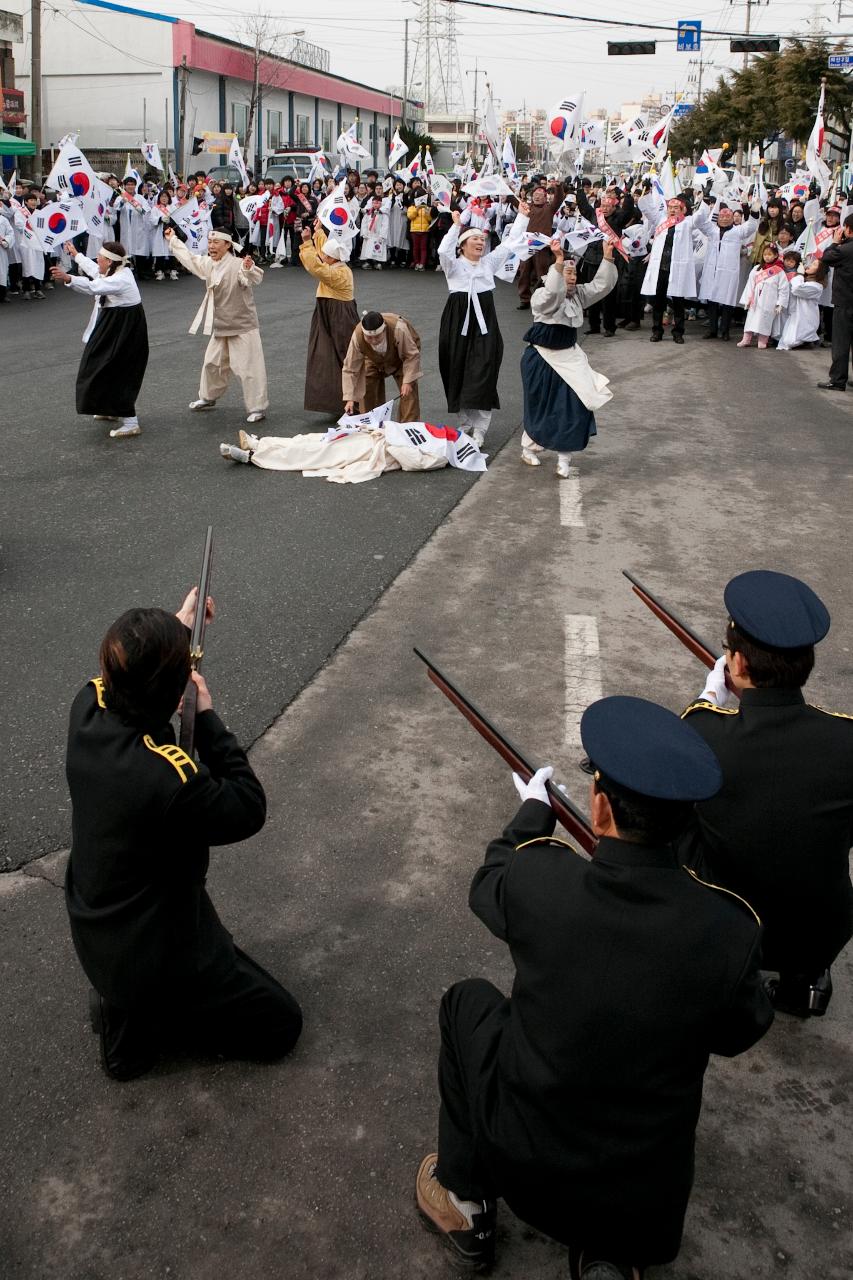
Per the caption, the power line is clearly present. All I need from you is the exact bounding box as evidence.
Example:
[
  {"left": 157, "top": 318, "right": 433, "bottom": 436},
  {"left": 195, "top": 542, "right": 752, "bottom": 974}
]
[{"left": 445, "top": 0, "right": 802, "bottom": 38}]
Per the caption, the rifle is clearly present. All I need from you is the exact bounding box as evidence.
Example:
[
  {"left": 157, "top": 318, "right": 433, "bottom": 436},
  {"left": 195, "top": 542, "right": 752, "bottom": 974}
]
[
  {"left": 179, "top": 526, "right": 214, "bottom": 755},
  {"left": 414, "top": 647, "right": 597, "bottom": 855},
  {"left": 622, "top": 569, "right": 739, "bottom": 698}
]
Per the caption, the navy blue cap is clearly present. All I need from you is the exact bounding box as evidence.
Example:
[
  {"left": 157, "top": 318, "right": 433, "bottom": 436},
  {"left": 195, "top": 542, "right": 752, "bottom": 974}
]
[
  {"left": 724, "top": 571, "right": 829, "bottom": 649},
  {"left": 580, "top": 696, "right": 722, "bottom": 802}
]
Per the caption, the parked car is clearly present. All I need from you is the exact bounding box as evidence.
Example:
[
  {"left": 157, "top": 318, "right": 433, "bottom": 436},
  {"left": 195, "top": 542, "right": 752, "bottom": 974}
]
[
  {"left": 264, "top": 149, "right": 325, "bottom": 183},
  {"left": 203, "top": 165, "right": 245, "bottom": 184}
]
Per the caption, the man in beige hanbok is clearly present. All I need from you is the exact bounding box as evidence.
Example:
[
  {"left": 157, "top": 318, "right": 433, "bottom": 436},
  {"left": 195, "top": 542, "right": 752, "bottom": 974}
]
[
  {"left": 342, "top": 310, "right": 423, "bottom": 421},
  {"left": 167, "top": 228, "right": 268, "bottom": 423}
]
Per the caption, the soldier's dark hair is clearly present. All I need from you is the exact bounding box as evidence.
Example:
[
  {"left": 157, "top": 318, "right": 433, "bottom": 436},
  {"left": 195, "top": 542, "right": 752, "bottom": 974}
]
[
  {"left": 100, "top": 608, "right": 191, "bottom": 726},
  {"left": 594, "top": 776, "right": 693, "bottom": 846},
  {"left": 726, "top": 621, "right": 815, "bottom": 689}
]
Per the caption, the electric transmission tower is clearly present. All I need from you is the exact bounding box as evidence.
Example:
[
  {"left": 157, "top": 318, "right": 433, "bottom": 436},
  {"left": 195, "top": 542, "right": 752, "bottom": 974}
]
[{"left": 410, "top": 0, "right": 465, "bottom": 114}]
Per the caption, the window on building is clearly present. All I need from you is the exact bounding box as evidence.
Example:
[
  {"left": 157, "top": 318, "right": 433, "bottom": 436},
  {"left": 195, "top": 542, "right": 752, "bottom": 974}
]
[
  {"left": 369, "top": 123, "right": 376, "bottom": 151},
  {"left": 232, "top": 102, "right": 249, "bottom": 144},
  {"left": 267, "top": 110, "right": 282, "bottom": 151},
  {"left": 322, "top": 119, "right": 333, "bottom": 152},
  {"left": 296, "top": 113, "right": 310, "bottom": 145}
]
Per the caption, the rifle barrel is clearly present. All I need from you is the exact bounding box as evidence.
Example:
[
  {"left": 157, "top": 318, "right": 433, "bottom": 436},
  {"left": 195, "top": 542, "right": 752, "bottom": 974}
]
[
  {"left": 622, "top": 569, "right": 717, "bottom": 670},
  {"left": 414, "top": 647, "right": 596, "bottom": 855}
]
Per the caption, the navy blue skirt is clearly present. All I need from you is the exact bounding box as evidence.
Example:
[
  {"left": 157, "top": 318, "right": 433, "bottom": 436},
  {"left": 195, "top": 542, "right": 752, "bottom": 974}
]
[{"left": 521, "top": 322, "right": 597, "bottom": 453}]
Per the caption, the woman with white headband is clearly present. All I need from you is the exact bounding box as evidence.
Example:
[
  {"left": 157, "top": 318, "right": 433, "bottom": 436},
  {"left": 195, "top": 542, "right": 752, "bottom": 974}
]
[
  {"left": 437, "top": 199, "right": 529, "bottom": 448},
  {"left": 49, "top": 239, "right": 149, "bottom": 439}
]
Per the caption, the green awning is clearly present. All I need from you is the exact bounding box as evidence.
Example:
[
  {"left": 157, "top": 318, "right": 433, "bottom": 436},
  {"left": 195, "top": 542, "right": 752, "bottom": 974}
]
[{"left": 0, "top": 132, "right": 37, "bottom": 156}]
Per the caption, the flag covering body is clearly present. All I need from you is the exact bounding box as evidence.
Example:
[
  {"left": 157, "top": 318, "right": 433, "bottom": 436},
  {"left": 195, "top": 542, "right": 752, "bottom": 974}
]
[
  {"left": 45, "top": 142, "right": 98, "bottom": 200},
  {"left": 383, "top": 421, "right": 487, "bottom": 472},
  {"left": 141, "top": 142, "right": 164, "bottom": 171}
]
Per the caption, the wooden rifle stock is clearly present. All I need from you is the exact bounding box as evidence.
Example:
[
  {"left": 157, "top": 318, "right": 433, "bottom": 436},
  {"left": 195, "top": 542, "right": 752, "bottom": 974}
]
[
  {"left": 179, "top": 526, "right": 214, "bottom": 756},
  {"left": 414, "top": 647, "right": 597, "bottom": 855},
  {"left": 622, "top": 569, "right": 739, "bottom": 699}
]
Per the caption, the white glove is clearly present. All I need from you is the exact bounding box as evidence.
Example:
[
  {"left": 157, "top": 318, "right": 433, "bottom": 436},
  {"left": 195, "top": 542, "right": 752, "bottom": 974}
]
[
  {"left": 699, "top": 655, "right": 738, "bottom": 709},
  {"left": 512, "top": 765, "right": 554, "bottom": 806}
]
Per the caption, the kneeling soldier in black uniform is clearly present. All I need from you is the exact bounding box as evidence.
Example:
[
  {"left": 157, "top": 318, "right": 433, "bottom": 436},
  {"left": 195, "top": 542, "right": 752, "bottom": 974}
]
[
  {"left": 680, "top": 569, "right": 853, "bottom": 1018},
  {"left": 65, "top": 590, "right": 303, "bottom": 1080},
  {"left": 416, "top": 696, "right": 772, "bottom": 1279}
]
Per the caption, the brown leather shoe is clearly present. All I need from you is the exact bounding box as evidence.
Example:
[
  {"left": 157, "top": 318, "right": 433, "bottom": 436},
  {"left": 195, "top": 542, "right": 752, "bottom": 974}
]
[{"left": 415, "top": 1153, "right": 496, "bottom": 1271}]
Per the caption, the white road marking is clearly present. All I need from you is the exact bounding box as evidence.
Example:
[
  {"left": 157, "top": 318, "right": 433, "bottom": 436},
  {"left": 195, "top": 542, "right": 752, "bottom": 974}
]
[
  {"left": 559, "top": 468, "right": 584, "bottom": 527},
  {"left": 564, "top": 614, "right": 602, "bottom": 752}
]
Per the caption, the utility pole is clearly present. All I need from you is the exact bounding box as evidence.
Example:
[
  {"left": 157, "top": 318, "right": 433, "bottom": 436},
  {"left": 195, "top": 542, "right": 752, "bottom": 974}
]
[
  {"left": 466, "top": 59, "right": 484, "bottom": 159},
  {"left": 177, "top": 54, "right": 188, "bottom": 179},
  {"left": 30, "top": 0, "right": 42, "bottom": 177},
  {"left": 402, "top": 17, "right": 409, "bottom": 126}
]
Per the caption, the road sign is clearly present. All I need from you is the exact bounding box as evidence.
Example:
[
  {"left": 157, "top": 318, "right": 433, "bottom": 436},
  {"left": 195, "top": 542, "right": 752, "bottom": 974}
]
[
  {"left": 673, "top": 102, "right": 695, "bottom": 117},
  {"left": 828, "top": 53, "right": 853, "bottom": 68},
  {"left": 677, "top": 21, "right": 701, "bottom": 51}
]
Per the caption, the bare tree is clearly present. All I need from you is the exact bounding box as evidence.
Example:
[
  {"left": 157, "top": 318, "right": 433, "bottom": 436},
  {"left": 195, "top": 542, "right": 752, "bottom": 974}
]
[{"left": 232, "top": 12, "right": 300, "bottom": 172}]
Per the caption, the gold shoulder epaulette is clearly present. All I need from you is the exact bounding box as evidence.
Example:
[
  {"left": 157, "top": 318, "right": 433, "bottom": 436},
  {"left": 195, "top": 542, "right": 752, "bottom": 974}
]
[
  {"left": 89, "top": 677, "right": 107, "bottom": 709},
  {"left": 515, "top": 836, "right": 578, "bottom": 853},
  {"left": 684, "top": 866, "right": 761, "bottom": 927},
  {"left": 142, "top": 735, "right": 198, "bottom": 783},
  {"left": 808, "top": 703, "right": 853, "bottom": 722},
  {"left": 681, "top": 699, "right": 739, "bottom": 718}
]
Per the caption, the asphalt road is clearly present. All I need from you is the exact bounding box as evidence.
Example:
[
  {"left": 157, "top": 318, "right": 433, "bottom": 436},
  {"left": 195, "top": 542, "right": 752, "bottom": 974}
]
[
  {"left": 2, "top": 284, "right": 853, "bottom": 1278},
  {"left": 0, "top": 262, "right": 533, "bottom": 870}
]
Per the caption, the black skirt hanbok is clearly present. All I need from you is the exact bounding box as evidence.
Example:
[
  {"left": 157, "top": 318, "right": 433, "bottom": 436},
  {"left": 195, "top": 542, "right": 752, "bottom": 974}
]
[
  {"left": 76, "top": 303, "right": 149, "bottom": 417},
  {"left": 439, "top": 291, "right": 503, "bottom": 412},
  {"left": 521, "top": 321, "right": 597, "bottom": 454}
]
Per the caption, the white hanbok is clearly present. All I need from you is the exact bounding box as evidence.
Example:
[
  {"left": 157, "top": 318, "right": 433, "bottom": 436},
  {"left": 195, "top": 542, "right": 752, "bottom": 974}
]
[
  {"left": 387, "top": 194, "right": 409, "bottom": 251},
  {"left": 148, "top": 205, "right": 175, "bottom": 257},
  {"left": 699, "top": 216, "right": 758, "bottom": 307},
  {"left": 739, "top": 264, "right": 790, "bottom": 337},
  {"left": 12, "top": 208, "right": 45, "bottom": 280},
  {"left": 777, "top": 276, "right": 822, "bottom": 350}
]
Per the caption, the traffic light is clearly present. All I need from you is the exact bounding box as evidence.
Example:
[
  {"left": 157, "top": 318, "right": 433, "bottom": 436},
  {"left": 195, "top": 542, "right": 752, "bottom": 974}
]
[
  {"left": 608, "top": 41, "right": 656, "bottom": 55},
  {"left": 729, "top": 37, "right": 780, "bottom": 52}
]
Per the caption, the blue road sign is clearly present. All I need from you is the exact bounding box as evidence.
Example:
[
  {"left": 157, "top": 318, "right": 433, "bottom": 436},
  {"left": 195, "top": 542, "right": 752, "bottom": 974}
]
[
  {"left": 828, "top": 53, "right": 853, "bottom": 68},
  {"left": 677, "top": 21, "right": 702, "bottom": 51},
  {"left": 673, "top": 102, "right": 695, "bottom": 117}
]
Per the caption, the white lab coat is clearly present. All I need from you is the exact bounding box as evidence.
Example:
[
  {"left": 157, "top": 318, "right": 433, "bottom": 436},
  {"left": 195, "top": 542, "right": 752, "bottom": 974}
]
[
  {"left": 0, "top": 213, "right": 14, "bottom": 286},
  {"left": 12, "top": 208, "right": 45, "bottom": 279},
  {"left": 111, "top": 193, "right": 151, "bottom": 256},
  {"left": 699, "top": 216, "right": 758, "bottom": 306},
  {"left": 740, "top": 264, "right": 790, "bottom": 336},
  {"left": 639, "top": 195, "right": 712, "bottom": 298},
  {"left": 777, "top": 276, "right": 823, "bottom": 350}
]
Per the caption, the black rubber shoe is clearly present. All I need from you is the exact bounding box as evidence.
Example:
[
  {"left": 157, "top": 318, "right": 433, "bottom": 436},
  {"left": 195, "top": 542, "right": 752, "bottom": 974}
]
[
  {"left": 817, "top": 381, "right": 846, "bottom": 390},
  {"left": 650, "top": 332, "right": 662, "bottom": 342},
  {"left": 672, "top": 333, "right": 685, "bottom": 344}
]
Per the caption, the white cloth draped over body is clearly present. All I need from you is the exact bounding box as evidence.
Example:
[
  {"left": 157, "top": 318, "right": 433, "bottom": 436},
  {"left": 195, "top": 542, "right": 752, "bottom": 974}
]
[
  {"left": 530, "top": 260, "right": 618, "bottom": 410},
  {"left": 638, "top": 194, "right": 712, "bottom": 298},
  {"left": 248, "top": 429, "right": 449, "bottom": 484},
  {"left": 438, "top": 214, "right": 529, "bottom": 336},
  {"left": 64, "top": 254, "right": 141, "bottom": 341}
]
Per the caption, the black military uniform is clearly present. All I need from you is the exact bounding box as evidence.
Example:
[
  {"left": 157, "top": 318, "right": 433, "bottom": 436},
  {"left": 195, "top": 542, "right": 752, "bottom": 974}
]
[
  {"left": 421, "top": 697, "right": 772, "bottom": 1272},
  {"left": 65, "top": 678, "right": 302, "bottom": 1079},
  {"left": 680, "top": 571, "right": 853, "bottom": 1015}
]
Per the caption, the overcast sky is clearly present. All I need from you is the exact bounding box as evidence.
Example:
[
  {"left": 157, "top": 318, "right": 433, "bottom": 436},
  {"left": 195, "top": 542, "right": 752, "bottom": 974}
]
[{"left": 144, "top": 0, "right": 843, "bottom": 116}]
